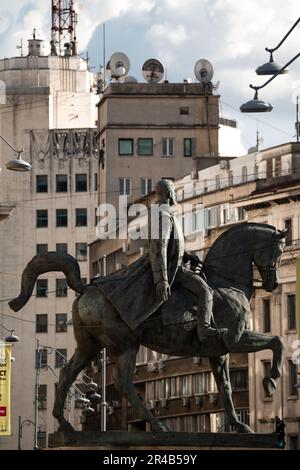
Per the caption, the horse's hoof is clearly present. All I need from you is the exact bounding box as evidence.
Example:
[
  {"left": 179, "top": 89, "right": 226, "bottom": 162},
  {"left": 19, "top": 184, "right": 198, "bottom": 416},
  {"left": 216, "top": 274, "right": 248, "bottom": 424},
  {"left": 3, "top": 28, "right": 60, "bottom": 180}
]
[
  {"left": 58, "top": 420, "right": 75, "bottom": 434},
  {"left": 262, "top": 376, "right": 276, "bottom": 397}
]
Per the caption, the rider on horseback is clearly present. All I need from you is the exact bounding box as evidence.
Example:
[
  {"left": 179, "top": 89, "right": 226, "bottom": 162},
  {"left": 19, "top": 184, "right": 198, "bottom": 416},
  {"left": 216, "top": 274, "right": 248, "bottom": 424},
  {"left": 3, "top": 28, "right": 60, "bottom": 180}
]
[{"left": 149, "top": 179, "right": 227, "bottom": 342}]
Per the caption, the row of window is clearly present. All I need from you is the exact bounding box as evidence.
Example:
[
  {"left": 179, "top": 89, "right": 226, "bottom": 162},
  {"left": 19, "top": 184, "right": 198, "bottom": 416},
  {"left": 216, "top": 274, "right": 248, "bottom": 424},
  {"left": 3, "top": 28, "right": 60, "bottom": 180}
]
[
  {"left": 118, "top": 138, "right": 194, "bottom": 158},
  {"left": 37, "top": 208, "right": 89, "bottom": 228},
  {"left": 36, "top": 173, "right": 98, "bottom": 193},
  {"left": 36, "top": 313, "right": 68, "bottom": 333},
  {"left": 262, "top": 294, "right": 296, "bottom": 333},
  {"left": 38, "top": 348, "right": 67, "bottom": 372},
  {"left": 36, "top": 243, "right": 87, "bottom": 261},
  {"left": 145, "top": 370, "right": 248, "bottom": 401},
  {"left": 35, "top": 276, "right": 87, "bottom": 299},
  {"left": 119, "top": 177, "right": 153, "bottom": 196}
]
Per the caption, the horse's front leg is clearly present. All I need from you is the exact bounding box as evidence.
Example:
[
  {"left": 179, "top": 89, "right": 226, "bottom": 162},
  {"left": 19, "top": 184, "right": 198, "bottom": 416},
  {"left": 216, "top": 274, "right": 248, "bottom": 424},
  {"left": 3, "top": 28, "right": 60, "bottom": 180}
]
[
  {"left": 209, "top": 355, "right": 254, "bottom": 433},
  {"left": 224, "top": 330, "right": 285, "bottom": 397}
]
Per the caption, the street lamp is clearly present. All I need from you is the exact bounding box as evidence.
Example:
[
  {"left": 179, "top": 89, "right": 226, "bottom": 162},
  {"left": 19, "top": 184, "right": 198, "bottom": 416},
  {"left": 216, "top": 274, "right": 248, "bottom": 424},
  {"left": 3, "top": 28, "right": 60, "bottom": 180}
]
[
  {"left": 0, "top": 320, "right": 19, "bottom": 343},
  {"left": 0, "top": 135, "right": 32, "bottom": 172},
  {"left": 256, "top": 17, "right": 300, "bottom": 75},
  {"left": 241, "top": 51, "right": 300, "bottom": 113}
]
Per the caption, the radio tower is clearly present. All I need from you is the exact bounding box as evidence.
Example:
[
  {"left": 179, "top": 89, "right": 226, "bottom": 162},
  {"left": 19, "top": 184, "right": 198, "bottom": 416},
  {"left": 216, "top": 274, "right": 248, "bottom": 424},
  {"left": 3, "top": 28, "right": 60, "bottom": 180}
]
[{"left": 51, "top": 1, "right": 78, "bottom": 56}]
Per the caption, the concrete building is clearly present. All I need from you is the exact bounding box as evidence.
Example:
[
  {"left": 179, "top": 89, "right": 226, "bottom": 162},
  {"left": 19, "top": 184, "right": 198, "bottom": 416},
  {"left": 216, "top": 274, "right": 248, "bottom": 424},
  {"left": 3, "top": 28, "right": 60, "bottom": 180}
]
[
  {"left": 89, "top": 142, "right": 300, "bottom": 446},
  {"left": 0, "top": 34, "right": 99, "bottom": 449},
  {"left": 97, "top": 81, "right": 245, "bottom": 212}
]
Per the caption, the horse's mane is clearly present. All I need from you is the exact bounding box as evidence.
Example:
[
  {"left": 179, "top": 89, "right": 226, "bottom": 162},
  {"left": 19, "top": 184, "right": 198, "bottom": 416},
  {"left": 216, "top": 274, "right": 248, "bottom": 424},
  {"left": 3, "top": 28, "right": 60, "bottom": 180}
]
[{"left": 204, "top": 222, "right": 277, "bottom": 265}]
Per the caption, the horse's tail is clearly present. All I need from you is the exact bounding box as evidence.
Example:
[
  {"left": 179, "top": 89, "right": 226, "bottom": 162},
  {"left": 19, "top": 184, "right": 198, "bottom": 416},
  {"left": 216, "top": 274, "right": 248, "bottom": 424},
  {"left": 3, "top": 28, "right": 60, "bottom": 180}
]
[{"left": 9, "top": 252, "right": 85, "bottom": 312}]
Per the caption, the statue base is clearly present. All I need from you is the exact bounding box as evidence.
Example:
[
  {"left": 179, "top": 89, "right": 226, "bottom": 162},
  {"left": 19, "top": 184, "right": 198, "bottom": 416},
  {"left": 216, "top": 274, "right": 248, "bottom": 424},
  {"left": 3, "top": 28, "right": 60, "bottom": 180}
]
[{"left": 48, "top": 431, "right": 278, "bottom": 450}]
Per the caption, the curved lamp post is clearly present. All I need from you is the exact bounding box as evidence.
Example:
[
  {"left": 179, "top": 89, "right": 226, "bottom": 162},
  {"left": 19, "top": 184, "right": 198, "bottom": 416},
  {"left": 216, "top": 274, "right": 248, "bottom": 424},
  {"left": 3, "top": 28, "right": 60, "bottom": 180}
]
[
  {"left": 241, "top": 52, "right": 300, "bottom": 113},
  {"left": 0, "top": 135, "right": 31, "bottom": 172},
  {"left": 0, "top": 320, "right": 19, "bottom": 343},
  {"left": 256, "top": 17, "right": 300, "bottom": 75}
]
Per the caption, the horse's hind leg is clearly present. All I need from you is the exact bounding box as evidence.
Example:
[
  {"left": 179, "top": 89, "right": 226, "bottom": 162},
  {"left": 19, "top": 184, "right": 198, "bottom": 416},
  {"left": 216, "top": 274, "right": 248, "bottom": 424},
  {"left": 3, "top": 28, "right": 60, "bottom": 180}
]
[
  {"left": 115, "top": 348, "right": 169, "bottom": 432},
  {"left": 53, "top": 342, "right": 99, "bottom": 432},
  {"left": 209, "top": 355, "right": 254, "bottom": 433}
]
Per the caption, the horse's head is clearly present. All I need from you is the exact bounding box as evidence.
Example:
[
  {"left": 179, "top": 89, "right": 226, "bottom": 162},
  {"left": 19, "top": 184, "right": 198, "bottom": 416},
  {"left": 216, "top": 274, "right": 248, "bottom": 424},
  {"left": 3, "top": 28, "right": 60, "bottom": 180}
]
[{"left": 253, "top": 227, "right": 287, "bottom": 292}]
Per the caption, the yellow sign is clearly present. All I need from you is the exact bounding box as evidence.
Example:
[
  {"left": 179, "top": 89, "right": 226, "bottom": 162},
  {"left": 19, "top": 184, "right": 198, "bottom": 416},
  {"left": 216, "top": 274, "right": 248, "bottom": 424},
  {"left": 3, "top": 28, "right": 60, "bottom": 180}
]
[{"left": 0, "top": 344, "right": 11, "bottom": 436}]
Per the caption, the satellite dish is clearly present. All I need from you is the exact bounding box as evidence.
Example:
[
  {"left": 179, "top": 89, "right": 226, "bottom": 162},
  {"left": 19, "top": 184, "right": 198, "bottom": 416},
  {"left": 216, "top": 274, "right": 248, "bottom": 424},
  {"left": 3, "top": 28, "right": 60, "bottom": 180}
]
[
  {"left": 124, "top": 76, "right": 138, "bottom": 84},
  {"left": 194, "top": 59, "right": 214, "bottom": 83},
  {"left": 109, "top": 52, "right": 130, "bottom": 79},
  {"left": 142, "top": 59, "right": 164, "bottom": 83}
]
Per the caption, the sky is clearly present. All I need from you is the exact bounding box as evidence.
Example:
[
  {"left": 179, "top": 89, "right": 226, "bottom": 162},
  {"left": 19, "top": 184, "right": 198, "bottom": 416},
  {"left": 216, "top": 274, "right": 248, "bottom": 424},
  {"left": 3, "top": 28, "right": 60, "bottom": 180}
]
[{"left": 1, "top": 0, "right": 300, "bottom": 151}]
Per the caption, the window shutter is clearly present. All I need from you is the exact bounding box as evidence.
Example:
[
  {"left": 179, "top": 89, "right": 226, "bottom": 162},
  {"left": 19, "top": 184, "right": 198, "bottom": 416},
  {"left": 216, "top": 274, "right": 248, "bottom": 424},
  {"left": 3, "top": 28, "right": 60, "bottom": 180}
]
[
  {"left": 147, "top": 178, "right": 153, "bottom": 194},
  {"left": 141, "top": 178, "right": 146, "bottom": 196},
  {"left": 162, "top": 139, "right": 167, "bottom": 156},
  {"left": 169, "top": 138, "right": 174, "bottom": 156},
  {"left": 192, "top": 138, "right": 197, "bottom": 157},
  {"left": 126, "top": 179, "right": 131, "bottom": 195},
  {"left": 119, "top": 178, "right": 124, "bottom": 195}
]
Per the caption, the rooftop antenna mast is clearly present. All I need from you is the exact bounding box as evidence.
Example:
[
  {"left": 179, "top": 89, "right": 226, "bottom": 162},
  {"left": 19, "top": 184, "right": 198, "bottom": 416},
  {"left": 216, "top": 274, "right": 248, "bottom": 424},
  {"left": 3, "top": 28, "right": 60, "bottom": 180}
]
[{"left": 51, "top": 0, "right": 78, "bottom": 56}]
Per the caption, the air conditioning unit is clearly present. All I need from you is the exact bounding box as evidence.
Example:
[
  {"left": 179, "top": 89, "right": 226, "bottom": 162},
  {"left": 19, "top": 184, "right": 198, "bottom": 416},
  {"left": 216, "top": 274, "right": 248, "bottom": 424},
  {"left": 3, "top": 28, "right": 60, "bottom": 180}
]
[
  {"left": 147, "top": 400, "right": 156, "bottom": 410},
  {"left": 160, "top": 398, "right": 168, "bottom": 408},
  {"left": 219, "top": 160, "right": 229, "bottom": 170},
  {"left": 193, "top": 357, "right": 201, "bottom": 365},
  {"left": 147, "top": 361, "right": 157, "bottom": 372},
  {"left": 195, "top": 396, "right": 203, "bottom": 406},
  {"left": 182, "top": 397, "right": 190, "bottom": 407},
  {"left": 209, "top": 393, "right": 218, "bottom": 405}
]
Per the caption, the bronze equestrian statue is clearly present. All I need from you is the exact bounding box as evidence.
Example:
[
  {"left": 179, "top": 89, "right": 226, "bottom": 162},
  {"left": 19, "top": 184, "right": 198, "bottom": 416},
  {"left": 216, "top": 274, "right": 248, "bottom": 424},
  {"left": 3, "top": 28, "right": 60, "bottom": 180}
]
[{"left": 9, "top": 179, "right": 287, "bottom": 434}]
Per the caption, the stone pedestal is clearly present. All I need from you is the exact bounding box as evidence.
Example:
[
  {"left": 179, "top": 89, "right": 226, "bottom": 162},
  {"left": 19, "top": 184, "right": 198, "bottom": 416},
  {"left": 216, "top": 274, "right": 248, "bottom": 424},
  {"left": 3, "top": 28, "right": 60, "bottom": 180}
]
[{"left": 48, "top": 431, "right": 278, "bottom": 450}]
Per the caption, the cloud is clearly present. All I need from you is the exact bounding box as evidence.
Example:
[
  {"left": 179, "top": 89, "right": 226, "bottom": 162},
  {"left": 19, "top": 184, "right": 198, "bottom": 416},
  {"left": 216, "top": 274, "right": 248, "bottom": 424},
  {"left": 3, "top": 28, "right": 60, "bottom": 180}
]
[{"left": 0, "top": 0, "right": 299, "bottom": 150}]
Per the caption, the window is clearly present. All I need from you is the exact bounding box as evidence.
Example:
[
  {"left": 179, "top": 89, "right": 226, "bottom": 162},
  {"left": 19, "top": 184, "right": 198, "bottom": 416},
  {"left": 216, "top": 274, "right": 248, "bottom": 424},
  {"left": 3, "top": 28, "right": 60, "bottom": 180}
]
[
  {"left": 138, "top": 138, "right": 153, "bottom": 156},
  {"left": 56, "top": 209, "right": 68, "bottom": 227},
  {"left": 36, "top": 175, "right": 48, "bottom": 193},
  {"left": 76, "top": 174, "right": 87, "bottom": 192},
  {"left": 230, "top": 369, "right": 248, "bottom": 391},
  {"left": 38, "top": 385, "right": 47, "bottom": 410},
  {"left": 242, "top": 166, "right": 248, "bottom": 183},
  {"left": 180, "top": 107, "right": 190, "bottom": 115},
  {"left": 287, "top": 294, "right": 296, "bottom": 331},
  {"left": 36, "top": 314, "right": 48, "bottom": 333},
  {"left": 141, "top": 178, "right": 153, "bottom": 196},
  {"left": 36, "top": 244, "right": 48, "bottom": 255},
  {"left": 119, "top": 178, "right": 131, "bottom": 196},
  {"left": 289, "top": 435, "right": 299, "bottom": 450},
  {"left": 56, "top": 314, "right": 67, "bottom": 333},
  {"left": 76, "top": 208, "right": 87, "bottom": 227},
  {"left": 76, "top": 243, "right": 87, "bottom": 261},
  {"left": 56, "top": 175, "right": 68, "bottom": 192},
  {"left": 262, "top": 361, "right": 271, "bottom": 398},
  {"left": 162, "top": 138, "right": 175, "bottom": 157},
  {"left": 39, "top": 349, "right": 48, "bottom": 368},
  {"left": 56, "top": 278, "right": 67, "bottom": 297},
  {"left": 37, "top": 432, "right": 47, "bottom": 449},
  {"left": 228, "top": 170, "right": 233, "bottom": 186},
  {"left": 284, "top": 219, "right": 292, "bottom": 246},
  {"left": 119, "top": 138, "right": 133, "bottom": 156},
  {"left": 36, "top": 279, "right": 48, "bottom": 298},
  {"left": 94, "top": 173, "right": 98, "bottom": 191},
  {"left": 36, "top": 210, "right": 48, "bottom": 228},
  {"left": 288, "top": 360, "right": 297, "bottom": 397},
  {"left": 56, "top": 243, "right": 68, "bottom": 254},
  {"left": 184, "top": 138, "right": 193, "bottom": 157},
  {"left": 262, "top": 299, "right": 271, "bottom": 333},
  {"left": 55, "top": 349, "right": 67, "bottom": 368}
]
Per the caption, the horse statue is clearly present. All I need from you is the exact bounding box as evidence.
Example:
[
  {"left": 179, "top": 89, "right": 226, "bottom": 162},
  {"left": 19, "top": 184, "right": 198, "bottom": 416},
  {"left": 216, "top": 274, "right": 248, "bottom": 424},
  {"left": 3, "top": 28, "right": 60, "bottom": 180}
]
[{"left": 9, "top": 222, "right": 287, "bottom": 434}]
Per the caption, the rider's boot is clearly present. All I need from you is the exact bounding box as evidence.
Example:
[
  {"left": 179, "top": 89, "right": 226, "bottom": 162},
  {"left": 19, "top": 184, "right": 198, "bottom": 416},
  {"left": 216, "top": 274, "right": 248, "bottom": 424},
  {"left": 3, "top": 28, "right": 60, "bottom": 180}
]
[{"left": 197, "top": 290, "right": 228, "bottom": 342}]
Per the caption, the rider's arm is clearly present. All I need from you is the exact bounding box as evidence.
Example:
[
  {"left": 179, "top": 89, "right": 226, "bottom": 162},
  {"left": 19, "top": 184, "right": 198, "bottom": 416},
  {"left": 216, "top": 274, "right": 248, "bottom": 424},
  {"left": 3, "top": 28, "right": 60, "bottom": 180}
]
[{"left": 148, "top": 211, "right": 172, "bottom": 285}]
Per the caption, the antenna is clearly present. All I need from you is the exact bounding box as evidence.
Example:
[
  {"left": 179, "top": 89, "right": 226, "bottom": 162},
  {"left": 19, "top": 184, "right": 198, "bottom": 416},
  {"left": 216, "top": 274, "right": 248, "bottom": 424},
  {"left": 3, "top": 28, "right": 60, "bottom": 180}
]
[
  {"left": 51, "top": 1, "right": 78, "bottom": 56},
  {"left": 108, "top": 52, "right": 130, "bottom": 80},
  {"left": 16, "top": 39, "right": 24, "bottom": 57},
  {"left": 142, "top": 59, "right": 164, "bottom": 83},
  {"left": 194, "top": 59, "right": 214, "bottom": 83}
]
